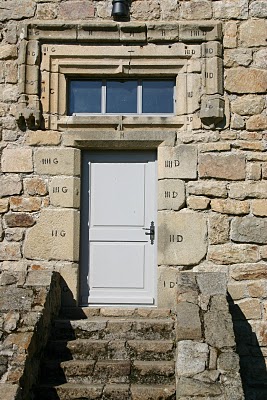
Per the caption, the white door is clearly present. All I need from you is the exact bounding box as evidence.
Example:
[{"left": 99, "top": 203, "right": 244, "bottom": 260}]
[{"left": 80, "top": 151, "right": 157, "bottom": 306}]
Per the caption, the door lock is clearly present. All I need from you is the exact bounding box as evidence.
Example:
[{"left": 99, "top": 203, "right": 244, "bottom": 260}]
[{"left": 143, "top": 221, "right": 155, "bottom": 245}]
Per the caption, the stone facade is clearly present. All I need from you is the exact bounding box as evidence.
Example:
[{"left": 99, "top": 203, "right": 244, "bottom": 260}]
[{"left": 0, "top": 0, "right": 267, "bottom": 398}]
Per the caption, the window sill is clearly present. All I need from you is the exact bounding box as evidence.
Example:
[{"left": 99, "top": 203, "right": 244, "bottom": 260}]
[{"left": 57, "top": 115, "right": 184, "bottom": 129}]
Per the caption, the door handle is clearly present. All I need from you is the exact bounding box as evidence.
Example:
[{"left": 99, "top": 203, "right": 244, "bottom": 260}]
[{"left": 143, "top": 221, "right": 155, "bottom": 245}]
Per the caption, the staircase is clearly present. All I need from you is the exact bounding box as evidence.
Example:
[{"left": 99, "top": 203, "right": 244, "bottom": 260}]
[{"left": 33, "top": 308, "right": 176, "bottom": 400}]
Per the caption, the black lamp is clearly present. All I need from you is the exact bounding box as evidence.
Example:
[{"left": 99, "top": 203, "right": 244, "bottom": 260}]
[{"left": 111, "top": 0, "right": 129, "bottom": 18}]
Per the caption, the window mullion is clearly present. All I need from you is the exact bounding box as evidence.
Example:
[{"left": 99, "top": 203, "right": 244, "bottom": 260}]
[
  {"left": 137, "top": 80, "right": 142, "bottom": 115},
  {"left": 102, "top": 80, "right": 106, "bottom": 114}
]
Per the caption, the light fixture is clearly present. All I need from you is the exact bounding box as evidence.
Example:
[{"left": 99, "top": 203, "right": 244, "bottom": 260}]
[{"left": 111, "top": 0, "right": 129, "bottom": 18}]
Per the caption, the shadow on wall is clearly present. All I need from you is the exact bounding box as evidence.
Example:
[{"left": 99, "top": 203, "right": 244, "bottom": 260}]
[
  {"left": 228, "top": 294, "right": 267, "bottom": 400},
  {"left": 32, "top": 277, "right": 87, "bottom": 400}
]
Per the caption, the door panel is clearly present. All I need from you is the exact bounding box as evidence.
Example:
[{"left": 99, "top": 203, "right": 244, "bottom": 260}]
[{"left": 80, "top": 151, "right": 157, "bottom": 306}]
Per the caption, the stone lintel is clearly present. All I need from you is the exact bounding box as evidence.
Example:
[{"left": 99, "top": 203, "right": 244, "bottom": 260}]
[
  {"left": 62, "top": 130, "right": 176, "bottom": 148},
  {"left": 23, "top": 21, "right": 221, "bottom": 43}
]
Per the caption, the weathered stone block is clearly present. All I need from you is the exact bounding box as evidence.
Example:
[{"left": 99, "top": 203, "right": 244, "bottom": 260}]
[
  {"left": 208, "top": 244, "right": 259, "bottom": 264},
  {"left": 229, "top": 182, "right": 267, "bottom": 200},
  {"left": 34, "top": 148, "right": 80, "bottom": 176},
  {"left": 0, "top": 242, "right": 21, "bottom": 261},
  {"left": 236, "top": 298, "right": 261, "bottom": 320},
  {"left": 187, "top": 196, "right": 210, "bottom": 210},
  {"left": 253, "top": 48, "right": 267, "bottom": 70},
  {"left": 49, "top": 177, "right": 80, "bottom": 208},
  {"left": 177, "top": 377, "right": 222, "bottom": 397},
  {"left": 1, "top": 148, "right": 33, "bottom": 173},
  {"left": 5, "top": 228, "right": 24, "bottom": 242},
  {"left": 131, "top": 0, "right": 161, "bottom": 21},
  {"left": 176, "top": 340, "right": 209, "bottom": 377},
  {"left": 23, "top": 177, "right": 47, "bottom": 196},
  {"left": 247, "top": 115, "right": 267, "bottom": 131},
  {"left": 231, "top": 216, "right": 267, "bottom": 244},
  {"left": 120, "top": 23, "right": 146, "bottom": 42},
  {"left": 230, "top": 263, "right": 267, "bottom": 281},
  {"left": 56, "top": 263, "right": 79, "bottom": 306},
  {"left": 247, "top": 163, "right": 261, "bottom": 181},
  {"left": 225, "top": 68, "right": 267, "bottom": 94},
  {"left": 157, "top": 266, "right": 178, "bottom": 308},
  {"left": 196, "top": 273, "right": 227, "bottom": 296},
  {"left": 158, "top": 212, "right": 207, "bottom": 265},
  {"left": 188, "top": 181, "right": 228, "bottom": 198},
  {"left": 250, "top": 1, "right": 267, "bottom": 18},
  {"left": 223, "top": 21, "right": 237, "bottom": 48},
  {"left": 231, "top": 95, "right": 265, "bottom": 116},
  {"left": 58, "top": 1, "right": 95, "bottom": 19},
  {"left": 204, "top": 295, "right": 236, "bottom": 348},
  {"left": 10, "top": 197, "right": 41, "bottom": 212},
  {"left": 0, "top": 198, "right": 9, "bottom": 213},
  {"left": 210, "top": 199, "right": 249, "bottom": 215},
  {"left": 176, "top": 302, "right": 202, "bottom": 340},
  {"left": 25, "top": 130, "right": 61, "bottom": 146},
  {"left": 208, "top": 213, "right": 229, "bottom": 245},
  {"left": 203, "top": 58, "right": 223, "bottom": 95},
  {"left": 158, "top": 145, "right": 197, "bottom": 179},
  {"left": 213, "top": 0, "right": 248, "bottom": 19},
  {"left": 147, "top": 23, "right": 179, "bottom": 42},
  {"left": 180, "top": 1, "right": 212, "bottom": 20},
  {"left": 227, "top": 283, "right": 247, "bottom": 300},
  {"left": 158, "top": 179, "right": 185, "bottom": 211},
  {"left": 240, "top": 19, "right": 267, "bottom": 47},
  {"left": 224, "top": 48, "right": 253, "bottom": 68},
  {"left": 251, "top": 200, "right": 267, "bottom": 217},
  {"left": 217, "top": 352, "right": 240, "bottom": 372},
  {"left": 199, "top": 153, "right": 246, "bottom": 180},
  {"left": 24, "top": 209, "right": 80, "bottom": 261},
  {"left": 5, "top": 213, "right": 35, "bottom": 228},
  {"left": 0, "top": 45, "right": 17, "bottom": 60}
]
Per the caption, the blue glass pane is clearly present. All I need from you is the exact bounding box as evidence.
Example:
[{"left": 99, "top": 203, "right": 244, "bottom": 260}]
[
  {"left": 106, "top": 80, "right": 137, "bottom": 114},
  {"left": 142, "top": 80, "right": 174, "bottom": 114},
  {"left": 69, "top": 80, "right": 102, "bottom": 114}
]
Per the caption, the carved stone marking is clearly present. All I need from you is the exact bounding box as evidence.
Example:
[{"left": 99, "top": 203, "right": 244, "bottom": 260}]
[
  {"left": 158, "top": 179, "right": 185, "bottom": 211},
  {"left": 158, "top": 145, "right": 197, "bottom": 179},
  {"left": 34, "top": 148, "right": 80, "bottom": 176},
  {"left": 158, "top": 212, "right": 207, "bottom": 265},
  {"left": 158, "top": 266, "right": 178, "bottom": 308},
  {"left": 49, "top": 177, "right": 80, "bottom": 208},
  {"left": 24, "top": 209, "right": 80, "bottom": 261}
]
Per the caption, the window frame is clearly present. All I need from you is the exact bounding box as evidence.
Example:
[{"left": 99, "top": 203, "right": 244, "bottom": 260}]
[{"left": 67, "top": 78, "right": 176, "bottom": 117}]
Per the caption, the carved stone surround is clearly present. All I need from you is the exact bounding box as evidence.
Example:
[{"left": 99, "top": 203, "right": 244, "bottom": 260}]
[{"left": 17, "top": 21, "right": 224, "bottom": 131}]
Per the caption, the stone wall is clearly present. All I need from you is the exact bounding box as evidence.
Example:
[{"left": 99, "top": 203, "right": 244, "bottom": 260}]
[
  {"left": 0, "top": 270, "right": 61, "bottom": 400},
  {"left": 176, "top": 272, "right": 244, "bottom": 400},
  {"left": 0, "top": 0, "right": 267, "bottom": 398}
]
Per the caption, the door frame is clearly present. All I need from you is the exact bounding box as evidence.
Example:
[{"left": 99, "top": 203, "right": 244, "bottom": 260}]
[{"left": 79, "top": 150, "right": 158, "bottom": 307}]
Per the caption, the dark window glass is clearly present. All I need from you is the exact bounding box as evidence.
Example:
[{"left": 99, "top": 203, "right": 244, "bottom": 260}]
[
  {"left": 69, "top": 80, "right": 101, "bottom": 114},
  {"left": 142, "top": 80, "right": 174, "bottom": 114},
  {"left": 106, "top": 80, "right": 138, "bottom": 114}
]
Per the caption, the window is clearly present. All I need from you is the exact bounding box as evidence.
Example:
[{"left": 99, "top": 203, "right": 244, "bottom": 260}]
[{"left": 68, "top": 79, "right": 175, "bottom": 116}]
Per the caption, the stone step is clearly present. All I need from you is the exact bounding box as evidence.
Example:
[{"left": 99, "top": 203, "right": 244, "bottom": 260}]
[
  {"left": 35, "top": 383, "right": 176, "bottom": 400},
  {"left": 131, "top": 361, "right": 175, "bottom": 385},
  {"left": 46, "top": 339, "right": 175, "bottom": 361},
  {"left": 61, "top": 360, "right": 176, "bottom": 385},
  {"left": 52, "top": 318, "right": 175, "bottom": 341},
  {"left": 40, "top": 359, "right": 175, "bottom": 385},
  {"left": 59, "top": 307, "right": 173, "bottom": 320}
]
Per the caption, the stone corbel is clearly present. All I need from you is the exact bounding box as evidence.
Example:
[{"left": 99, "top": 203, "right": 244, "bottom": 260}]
[
  {"left": 200, "top": 95, "right": 225, "bottom": 128},
  {"left": 16, "top": 94, "right": 41, "bottom": 129}
]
